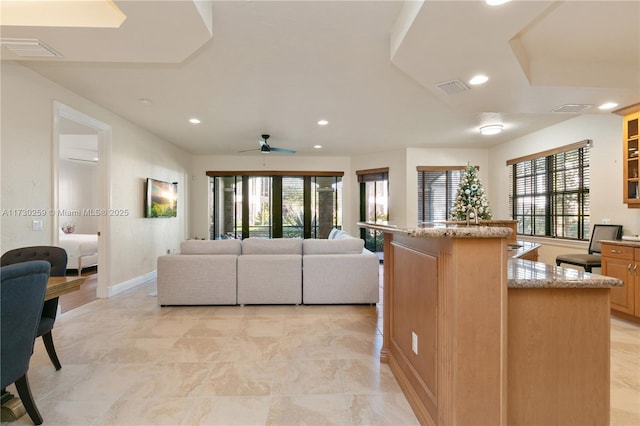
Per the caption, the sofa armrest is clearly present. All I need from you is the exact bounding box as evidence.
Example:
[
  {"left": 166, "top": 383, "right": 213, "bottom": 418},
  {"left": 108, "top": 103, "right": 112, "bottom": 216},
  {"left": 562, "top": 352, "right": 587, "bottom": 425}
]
[
  {"left": 157, "top": 254, "right": 238, "bottom": 305},
  {"left": 303, "top": 252, "right": 379, "bottom": 304}
]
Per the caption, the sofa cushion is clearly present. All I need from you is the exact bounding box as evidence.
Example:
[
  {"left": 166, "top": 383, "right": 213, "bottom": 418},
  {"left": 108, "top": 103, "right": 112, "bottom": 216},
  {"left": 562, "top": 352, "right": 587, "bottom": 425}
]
[
  {"left": 303, "top": 238, "right": 364, "bottom": 255},
  {"left": 241, "top": 237, "right": 302, "bottom": 255},
  {"left": 180, "top": 239, "right": 242, "bottom": 255},
  {"left": 331, "top": 229, "right": 346, "bottom": 240}
]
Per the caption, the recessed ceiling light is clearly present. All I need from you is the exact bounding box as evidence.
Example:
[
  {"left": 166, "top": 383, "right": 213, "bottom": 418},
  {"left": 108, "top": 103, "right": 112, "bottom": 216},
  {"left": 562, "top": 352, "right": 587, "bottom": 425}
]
[
  {"left": 479, "top": 124, "right": 503, "bottom": 135},
  {"left": 469, "top": 75, "right": 489, "bottom": 85},
  {"left": 598, "top": 102, "right": 619, "bottom": 110},
  {"left": 189, "top": 118, "right": 201, "bottom": 124},
  {"left": 314, "top": 145, "right": 322, "bottom": 149},
  {"left": 139, "top": 98, "right": 152, "bottom": 105},
  {"left": 485, "top": 0, "right": 511, "bottom": 5},
  {"left": 317, "top": 120, "right": 329, "bottom": 126}
]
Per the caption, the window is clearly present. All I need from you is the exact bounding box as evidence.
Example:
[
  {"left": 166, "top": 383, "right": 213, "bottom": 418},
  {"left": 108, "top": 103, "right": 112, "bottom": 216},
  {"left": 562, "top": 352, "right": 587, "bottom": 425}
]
[
  {"left": 508, "top": 140, "right": 590, "bottom": 239},
  {"left": 357, "top": 168, "right": 388, "bottom": 253},
  {"left": 417, "top": 166, "right": 464, "bottom": 222},
  {"left": 208, "top": 171, "right": 343, "bottom": 239}
]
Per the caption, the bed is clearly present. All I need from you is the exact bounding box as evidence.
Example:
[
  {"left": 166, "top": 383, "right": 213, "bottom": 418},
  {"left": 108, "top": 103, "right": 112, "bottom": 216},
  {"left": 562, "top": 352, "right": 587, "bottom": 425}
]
[{"left": 57, "top": 230, "right": 98, "bottom": 275}]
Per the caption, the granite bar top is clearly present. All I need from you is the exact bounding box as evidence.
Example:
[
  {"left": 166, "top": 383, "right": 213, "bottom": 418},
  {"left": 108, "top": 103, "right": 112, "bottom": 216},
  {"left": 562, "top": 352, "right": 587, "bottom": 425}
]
[
  {"left": 357, "top": 221, "right": 513, "bottom": 239},
  {"left": 357, "top": 222, "right": 622, "bottom": 289},
  {"left": 508, "top": 259, "right": 622, "bottom": 289}
]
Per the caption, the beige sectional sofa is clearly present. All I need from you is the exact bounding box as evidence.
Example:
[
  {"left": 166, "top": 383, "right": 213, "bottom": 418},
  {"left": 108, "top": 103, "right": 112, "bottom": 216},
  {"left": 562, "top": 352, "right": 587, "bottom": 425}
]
[{"left": 156, "top": 231, "right": 379, "bottom": 306}]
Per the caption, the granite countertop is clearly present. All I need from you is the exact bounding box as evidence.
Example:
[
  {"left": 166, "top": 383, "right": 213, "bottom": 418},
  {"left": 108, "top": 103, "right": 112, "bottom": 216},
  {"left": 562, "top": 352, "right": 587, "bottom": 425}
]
[
  {"left": 508, "top": 240, "right": 539, "bottom": 259},
  {"left": 599, "top": 239, "right": 640, "bottom": 248},
  {"left": 508, "top": 259, "right": 622, "bottom": 289},
  {"left": 357, "top": 221, "right": 622, "bottom": 289},
  {"left": 357, "top": 221, "right": 513, "bottom": 239}
]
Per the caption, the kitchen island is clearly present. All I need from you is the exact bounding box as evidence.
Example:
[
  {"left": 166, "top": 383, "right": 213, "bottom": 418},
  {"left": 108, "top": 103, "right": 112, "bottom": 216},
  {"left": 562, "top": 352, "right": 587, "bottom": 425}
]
[{"left": 359, "top": 222, "right": 622, "bottom": 426}]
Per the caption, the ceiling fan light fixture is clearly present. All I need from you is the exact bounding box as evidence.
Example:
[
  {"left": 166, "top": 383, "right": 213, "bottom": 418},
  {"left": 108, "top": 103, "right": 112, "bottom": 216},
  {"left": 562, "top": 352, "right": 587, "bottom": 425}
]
[{"left": 479, "top": 124, "right": 503, "bottom": 135}]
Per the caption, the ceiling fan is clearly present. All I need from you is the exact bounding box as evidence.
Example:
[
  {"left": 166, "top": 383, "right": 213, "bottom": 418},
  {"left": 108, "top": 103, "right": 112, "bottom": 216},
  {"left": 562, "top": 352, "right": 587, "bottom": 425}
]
[{"left": 240, "top": 134, "right": 296, "bottom": 154}]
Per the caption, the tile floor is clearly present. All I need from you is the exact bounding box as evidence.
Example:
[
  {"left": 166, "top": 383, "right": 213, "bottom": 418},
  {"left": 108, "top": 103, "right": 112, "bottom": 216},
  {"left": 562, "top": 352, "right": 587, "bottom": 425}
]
[{"left": 3, "top": 276, "right": 640, "bottom": 426}]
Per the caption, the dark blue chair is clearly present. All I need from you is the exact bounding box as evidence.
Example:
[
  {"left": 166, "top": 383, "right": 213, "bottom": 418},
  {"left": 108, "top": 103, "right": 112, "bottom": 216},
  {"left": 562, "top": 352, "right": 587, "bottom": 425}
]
[
  {"left": 1, "top": 260, "right": 50, "bottom": 425},
  {"left": 1, "top": 246, "right": 67, "bottom": 370}
]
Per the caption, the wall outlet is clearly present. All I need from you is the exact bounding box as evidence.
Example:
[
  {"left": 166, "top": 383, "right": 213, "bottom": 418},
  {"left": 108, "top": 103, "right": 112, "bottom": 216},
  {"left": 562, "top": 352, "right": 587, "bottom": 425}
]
[
  {"left": 412, "top": 332, "right": 418, "bottom": 355},
  {"left": 602, "top": 218, "right": 611, "bottom": 224},
  {"left": 32, "top": 220, "right": 43, "bottom": 231}
]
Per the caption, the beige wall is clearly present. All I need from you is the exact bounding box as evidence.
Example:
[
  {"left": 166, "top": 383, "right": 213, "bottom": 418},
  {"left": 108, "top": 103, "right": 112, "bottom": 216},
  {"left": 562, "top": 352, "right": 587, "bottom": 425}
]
[{"left": 1, "top": 61, "right": 192, "bottom": 290}]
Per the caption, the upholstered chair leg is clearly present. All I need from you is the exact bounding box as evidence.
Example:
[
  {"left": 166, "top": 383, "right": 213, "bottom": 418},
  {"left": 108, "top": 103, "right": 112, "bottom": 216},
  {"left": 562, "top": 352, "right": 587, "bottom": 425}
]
[
  {"left": 14, "top": 375, "right": 43, "bottom": 425},
  {"left": 42, "top": 332, "right": 62, "bottom": 371}
]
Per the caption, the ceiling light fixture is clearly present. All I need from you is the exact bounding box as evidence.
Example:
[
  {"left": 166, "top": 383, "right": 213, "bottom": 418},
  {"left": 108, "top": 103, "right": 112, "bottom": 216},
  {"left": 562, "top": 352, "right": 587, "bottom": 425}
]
[
  {"left": 189, "top": 118, "right": 201, "bottom": 124},
  {"left": 485, "top": 0, "right": 511, "bottom": 5},
  {"left": 139, "top": 98, "right": 152, "bottom": 105},
  {"left": 469, "top": 75, "right": 489, "bottom": 85},
  {"left": 317, "top": 120, "right": 329, "bottom": 126},
  {"left": 598, "top": 102, "right": 619, "bottom": 110},
  {"left": 479, "top": 124, "right": 503, "bottom": 135},
  {"left": 0, "top": 0, "right": 127, "bottom": 28},
  {"left": 314, "top": 145, "right": 322, "bottom": 149}
]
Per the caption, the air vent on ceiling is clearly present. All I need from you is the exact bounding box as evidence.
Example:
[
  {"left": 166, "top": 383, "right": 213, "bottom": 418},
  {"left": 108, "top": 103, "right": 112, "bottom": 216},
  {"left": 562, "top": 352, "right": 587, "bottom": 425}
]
[
  {"left": 0, "top": 38, "right": 62, "bottom": 58},
  {"left": 552, "top": 104, "right": 593, "bottom": 113},
  {"left": 435, "top": 79, "right": 470, "bottom": 95}
]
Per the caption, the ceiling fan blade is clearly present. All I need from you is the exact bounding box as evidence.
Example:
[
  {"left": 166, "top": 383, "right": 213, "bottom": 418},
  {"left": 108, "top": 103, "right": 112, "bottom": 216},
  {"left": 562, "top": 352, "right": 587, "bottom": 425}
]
[
  {"left": 269, "top": 147, "right": 296, "bottom": 154},
  {"left": 238, "top": 148, "right": 260, "bottom": 153}
]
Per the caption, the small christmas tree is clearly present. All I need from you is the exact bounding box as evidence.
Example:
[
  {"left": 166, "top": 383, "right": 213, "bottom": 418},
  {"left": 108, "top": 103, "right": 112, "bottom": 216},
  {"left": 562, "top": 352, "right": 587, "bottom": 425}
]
[{"left": 449, "top": 164, "right": 492, "bottom": 221}]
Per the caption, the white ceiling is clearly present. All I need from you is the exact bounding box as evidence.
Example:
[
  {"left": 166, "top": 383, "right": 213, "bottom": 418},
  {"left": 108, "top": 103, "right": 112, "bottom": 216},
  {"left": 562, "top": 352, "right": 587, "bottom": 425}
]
[{"left": 1, "top": 0, "right": 639, "bottom": 156}]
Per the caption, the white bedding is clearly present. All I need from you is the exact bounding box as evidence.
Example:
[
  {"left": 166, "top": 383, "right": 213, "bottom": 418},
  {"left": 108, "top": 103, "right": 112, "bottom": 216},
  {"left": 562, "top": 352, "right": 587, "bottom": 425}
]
[{"left": 58, "top": 232, "right": 98, "bottom": 257}]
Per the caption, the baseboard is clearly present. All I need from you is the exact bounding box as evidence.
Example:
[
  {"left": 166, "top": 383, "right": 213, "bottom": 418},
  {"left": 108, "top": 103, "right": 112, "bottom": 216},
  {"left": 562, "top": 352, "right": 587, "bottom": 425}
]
[{"left": 107, "top": 270, "right": 157, "bottom": 297}]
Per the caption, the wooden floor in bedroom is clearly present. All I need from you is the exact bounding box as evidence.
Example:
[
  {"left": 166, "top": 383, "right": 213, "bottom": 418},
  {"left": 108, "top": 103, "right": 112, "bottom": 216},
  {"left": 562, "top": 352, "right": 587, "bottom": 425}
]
[{"left": 59, "top": 266, "right": 98, "bottom": 313}]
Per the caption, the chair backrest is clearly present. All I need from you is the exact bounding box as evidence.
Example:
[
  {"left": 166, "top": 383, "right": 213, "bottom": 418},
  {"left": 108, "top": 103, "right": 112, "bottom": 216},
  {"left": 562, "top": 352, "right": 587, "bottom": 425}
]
[
  {"left": 588, "top": 224, "right": 623, "bottom": 254},
  {"left": 1, "top": 246, "right": 67, "bottom": 277},
  {"left": 0, "top": 261, "right": 50, "bottom": 388}
]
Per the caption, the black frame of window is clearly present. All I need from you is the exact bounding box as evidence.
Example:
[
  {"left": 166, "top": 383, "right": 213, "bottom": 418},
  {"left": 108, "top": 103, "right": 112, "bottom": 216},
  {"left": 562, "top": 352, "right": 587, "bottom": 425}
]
[
  {"left": 508, "top": 141, "right": 590, "bottom": 240},
  {"left": 208, "top": 172, "right": 343, "bottom": 240}
]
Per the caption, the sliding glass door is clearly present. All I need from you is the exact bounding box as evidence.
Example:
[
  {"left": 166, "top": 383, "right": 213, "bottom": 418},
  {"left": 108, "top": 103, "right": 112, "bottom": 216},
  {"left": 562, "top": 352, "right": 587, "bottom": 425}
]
[{"left": 209, "top": 172, "right": 343, "bottom": 240}]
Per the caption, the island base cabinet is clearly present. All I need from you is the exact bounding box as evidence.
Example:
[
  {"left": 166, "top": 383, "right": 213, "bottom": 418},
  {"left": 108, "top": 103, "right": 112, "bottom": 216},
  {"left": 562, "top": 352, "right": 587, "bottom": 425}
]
[{"left": 508, "top": 288, "right": 610, "bottom": 426}]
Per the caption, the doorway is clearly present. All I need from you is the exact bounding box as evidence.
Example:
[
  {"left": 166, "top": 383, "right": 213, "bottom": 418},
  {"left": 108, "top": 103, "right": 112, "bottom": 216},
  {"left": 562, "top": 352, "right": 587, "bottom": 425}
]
[{"left": 52, "top": 102, "right": 111, "bottom": 300}]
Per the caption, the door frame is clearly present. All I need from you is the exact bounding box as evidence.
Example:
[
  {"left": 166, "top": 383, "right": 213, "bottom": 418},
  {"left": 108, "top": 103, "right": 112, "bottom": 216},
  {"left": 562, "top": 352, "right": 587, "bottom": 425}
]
[{"left": 52, "top": 101, "right": 112, "bottom": 298}]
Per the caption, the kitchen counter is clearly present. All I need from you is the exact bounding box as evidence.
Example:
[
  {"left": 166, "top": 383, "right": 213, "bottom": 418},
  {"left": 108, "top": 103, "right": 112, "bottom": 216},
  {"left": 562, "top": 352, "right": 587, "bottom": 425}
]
[
  {"left": 358, "top": 222, "right": 620, "bottom": 289},
  {"left": 359, "top": 221, "right": 620, "bottom": 425},
  {"left": 599, "top": 238, "right": 640, "bottom": 247},
  {"left": 509, "top": 258, "right": 622, "bottom": 288}
]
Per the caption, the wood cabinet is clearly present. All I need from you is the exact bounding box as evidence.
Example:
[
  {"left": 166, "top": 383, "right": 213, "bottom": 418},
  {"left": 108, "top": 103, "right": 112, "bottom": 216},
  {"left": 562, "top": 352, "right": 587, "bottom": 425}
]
[
  {"left": 602, "top": 243, "right": 639, "bottom": 321},
  {"left": 622, "top": 110, "right": 640, "bottom": 207}
]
